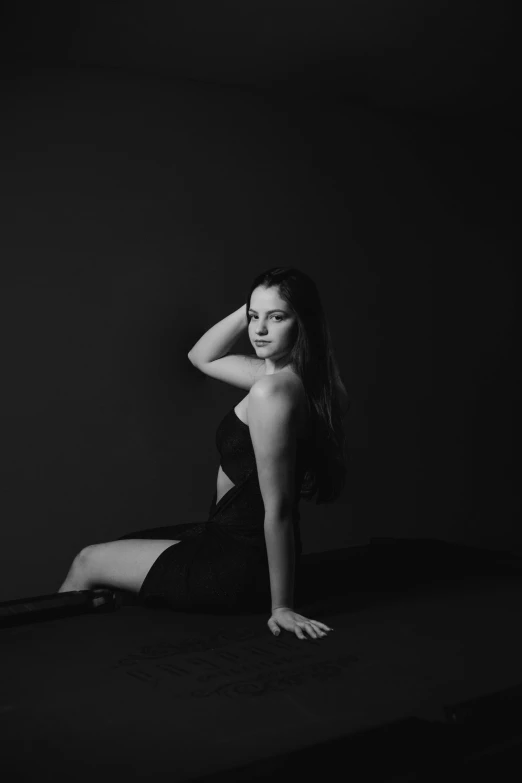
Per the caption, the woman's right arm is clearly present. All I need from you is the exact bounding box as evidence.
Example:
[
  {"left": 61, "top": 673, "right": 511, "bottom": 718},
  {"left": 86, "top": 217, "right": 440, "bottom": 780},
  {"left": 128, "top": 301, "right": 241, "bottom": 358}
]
[
  {"left": 188, "top": 305, "right": 265, "bottom": 390},
  {"left": 188, "top": 304, "right": 248, "bottom": 364}
]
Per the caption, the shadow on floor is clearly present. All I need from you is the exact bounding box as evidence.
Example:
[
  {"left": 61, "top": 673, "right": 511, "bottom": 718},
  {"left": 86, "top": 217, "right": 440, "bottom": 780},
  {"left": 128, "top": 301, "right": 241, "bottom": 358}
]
[{"left": 293, "top": 537, "right": 522, "bottom": 615}]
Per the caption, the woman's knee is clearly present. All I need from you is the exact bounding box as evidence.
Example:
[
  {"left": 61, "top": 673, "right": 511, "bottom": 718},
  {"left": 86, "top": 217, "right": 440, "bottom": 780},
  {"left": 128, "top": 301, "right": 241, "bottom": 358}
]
[
  {"left": 68, "top": 538, "right": 179, "bottom": 593},
  {"left": 72, "top": 544, "right": 100, "bottom": 576}
]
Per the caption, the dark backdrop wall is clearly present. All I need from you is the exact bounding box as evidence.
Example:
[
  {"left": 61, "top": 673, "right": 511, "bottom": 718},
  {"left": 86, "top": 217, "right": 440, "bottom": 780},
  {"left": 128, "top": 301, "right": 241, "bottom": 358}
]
[{"left": 0, "top": 66, "right": 517, "bottom": 602}]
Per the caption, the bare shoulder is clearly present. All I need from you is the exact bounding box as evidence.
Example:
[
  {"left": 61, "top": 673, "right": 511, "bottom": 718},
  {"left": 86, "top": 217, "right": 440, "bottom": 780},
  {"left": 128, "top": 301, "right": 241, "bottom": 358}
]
[
  {"left": 250, "top": 371, "right": 301, "bottom": 399},
  {"left": 252, "top": 370, "right": 347, "bottom": 414},
  {"left": 248, "top": 372, "right": 306, "bottom": 433}
]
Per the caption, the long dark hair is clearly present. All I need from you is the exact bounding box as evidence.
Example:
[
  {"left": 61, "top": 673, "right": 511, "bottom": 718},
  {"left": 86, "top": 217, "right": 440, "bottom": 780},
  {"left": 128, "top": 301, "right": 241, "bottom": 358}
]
[{"left": 246, "top": 267, "right": 348, "bottom": 504}]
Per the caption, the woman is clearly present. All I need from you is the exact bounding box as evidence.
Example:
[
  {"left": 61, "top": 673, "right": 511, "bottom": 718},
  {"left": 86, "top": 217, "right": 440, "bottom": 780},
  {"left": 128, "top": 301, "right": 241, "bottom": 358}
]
[{"left": 58, "top": 267, "right": 349, "bottom": 640}]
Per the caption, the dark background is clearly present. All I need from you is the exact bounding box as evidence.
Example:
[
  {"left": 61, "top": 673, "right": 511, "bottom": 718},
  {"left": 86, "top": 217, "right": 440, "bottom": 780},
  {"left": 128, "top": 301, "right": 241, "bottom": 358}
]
[{"left": 0, "top": 1, "right": 518, "bottom": 602}]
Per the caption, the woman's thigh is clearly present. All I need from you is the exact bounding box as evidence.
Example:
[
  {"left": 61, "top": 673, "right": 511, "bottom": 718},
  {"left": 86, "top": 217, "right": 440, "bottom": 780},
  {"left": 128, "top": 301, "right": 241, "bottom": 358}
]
[{"left": 81, "top": 538, "right": 181, "bottom": 593}]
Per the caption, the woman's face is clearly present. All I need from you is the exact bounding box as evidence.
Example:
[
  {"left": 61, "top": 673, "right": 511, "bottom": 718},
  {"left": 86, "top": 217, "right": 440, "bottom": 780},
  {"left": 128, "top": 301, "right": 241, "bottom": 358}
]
[{"left": 248, "top": 286, "right": 298, "bottom": 369}]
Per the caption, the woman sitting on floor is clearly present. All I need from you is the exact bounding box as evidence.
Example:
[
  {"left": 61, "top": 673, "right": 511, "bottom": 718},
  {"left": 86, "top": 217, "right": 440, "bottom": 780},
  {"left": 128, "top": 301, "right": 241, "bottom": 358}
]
[{"left": 58, "top": 266, "right": 349, "bottom": 640}]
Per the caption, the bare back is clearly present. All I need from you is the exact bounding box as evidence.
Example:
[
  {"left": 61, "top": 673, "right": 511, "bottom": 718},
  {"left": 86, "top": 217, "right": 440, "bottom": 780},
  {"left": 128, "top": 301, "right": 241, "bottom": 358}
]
[
  {"left": 189, "top": 352, "right": 347, "bottom": 504},
  {"left": 215, "top": 371, "right": 310, "bottom": 504}
]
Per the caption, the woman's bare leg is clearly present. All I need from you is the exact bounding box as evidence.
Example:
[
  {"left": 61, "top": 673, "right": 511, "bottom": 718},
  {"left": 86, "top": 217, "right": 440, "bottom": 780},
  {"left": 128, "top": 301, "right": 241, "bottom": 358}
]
[{"left": 58, "top": 538, "right": 181, "bottom": 594}]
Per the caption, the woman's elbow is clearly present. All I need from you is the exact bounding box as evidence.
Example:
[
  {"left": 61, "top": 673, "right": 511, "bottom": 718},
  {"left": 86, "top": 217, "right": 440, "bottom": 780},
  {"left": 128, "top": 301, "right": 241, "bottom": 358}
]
[{"left": 263, "top": 507, "right": 294, "bottom": 527}]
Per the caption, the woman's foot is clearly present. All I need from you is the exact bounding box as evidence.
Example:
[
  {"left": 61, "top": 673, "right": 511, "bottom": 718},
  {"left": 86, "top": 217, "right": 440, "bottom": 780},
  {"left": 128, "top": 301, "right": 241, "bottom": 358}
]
[
  {"left": 77, "top": 588, "right": 119, "bottom": 611},
  {"left": 58, "top": 587, "right": 116, "bottom": 609}
]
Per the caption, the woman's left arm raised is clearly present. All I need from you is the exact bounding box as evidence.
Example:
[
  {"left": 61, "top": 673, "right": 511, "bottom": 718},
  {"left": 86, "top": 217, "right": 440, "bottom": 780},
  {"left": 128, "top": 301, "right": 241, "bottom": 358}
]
[{"left": 248, "top": 376, "right": 333, "bottom": 640}]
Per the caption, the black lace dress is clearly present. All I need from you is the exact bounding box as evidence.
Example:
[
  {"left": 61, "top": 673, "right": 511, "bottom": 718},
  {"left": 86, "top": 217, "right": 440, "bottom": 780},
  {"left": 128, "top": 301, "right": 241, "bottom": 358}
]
[{"left": 118, "top": 406, "right": 312, "bottom": 613}]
